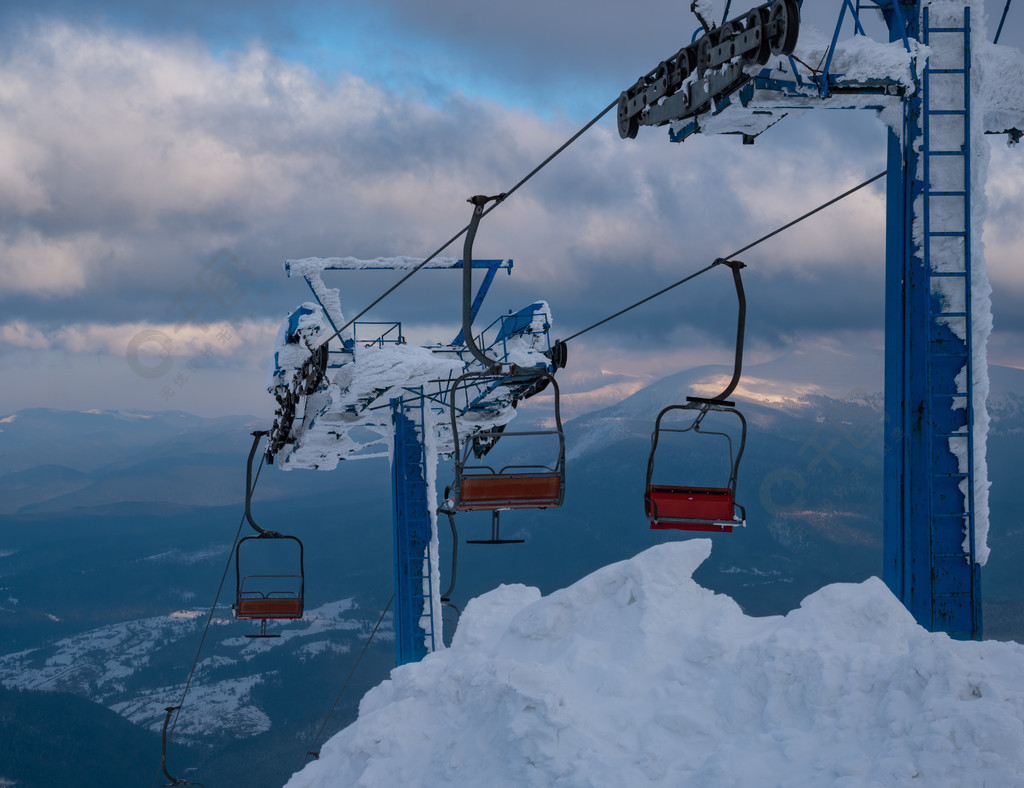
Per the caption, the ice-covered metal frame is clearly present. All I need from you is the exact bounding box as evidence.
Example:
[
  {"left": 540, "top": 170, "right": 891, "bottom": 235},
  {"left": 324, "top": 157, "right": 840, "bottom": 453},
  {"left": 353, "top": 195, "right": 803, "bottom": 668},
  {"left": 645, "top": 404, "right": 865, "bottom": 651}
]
[{"left": 266, "top": 256, "right": 559, "bottom": 470}]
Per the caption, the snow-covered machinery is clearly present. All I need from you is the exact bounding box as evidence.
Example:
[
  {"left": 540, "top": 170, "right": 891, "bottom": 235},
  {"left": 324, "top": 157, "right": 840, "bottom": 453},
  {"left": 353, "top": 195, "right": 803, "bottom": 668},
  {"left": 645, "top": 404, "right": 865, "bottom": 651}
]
[{"left": 266, "top": 257, "right": 561, "bottom": 469}]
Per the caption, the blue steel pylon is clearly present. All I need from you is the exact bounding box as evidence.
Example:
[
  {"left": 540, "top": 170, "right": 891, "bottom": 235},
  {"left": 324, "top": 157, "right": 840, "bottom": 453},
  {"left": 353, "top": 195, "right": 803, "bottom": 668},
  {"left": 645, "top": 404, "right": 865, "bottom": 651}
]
[
  {"left": 881, "top": 1, "right": 982, "bottom": 639},
  {"left": 391, "top": 393, "right": 438, "bottom": 665}
]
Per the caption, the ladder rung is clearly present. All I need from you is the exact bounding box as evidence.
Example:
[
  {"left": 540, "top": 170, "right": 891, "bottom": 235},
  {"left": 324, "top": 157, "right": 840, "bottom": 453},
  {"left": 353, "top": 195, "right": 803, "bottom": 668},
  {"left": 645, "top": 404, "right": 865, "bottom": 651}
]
[
  {"left": 928, "top": 68, "right": 967, "bottom": 75},
  {"left": 927, "top": 109, "right": 967, "bottom": 116},
  {"left": 928, "top": 231, "right": 967, "bottom": 237},
  {"left": 928, "top": 150, "right": 967, "bottom": 157},
  {"left": 926, "top": 26, "right": 967, "bottom": 33},
  {"left": 928, "top": 191, "right": 967, "bottom": 197}
]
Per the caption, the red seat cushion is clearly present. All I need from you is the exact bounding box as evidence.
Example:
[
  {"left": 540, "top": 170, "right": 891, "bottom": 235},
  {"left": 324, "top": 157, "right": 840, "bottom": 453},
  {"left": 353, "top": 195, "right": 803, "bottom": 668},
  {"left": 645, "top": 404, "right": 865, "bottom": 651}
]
[
  {"left": 647, "top": 485, "right": 736, "bottom": 531},
  {"left": 236, "top": 596, "right": 304, "bottom": 619}
]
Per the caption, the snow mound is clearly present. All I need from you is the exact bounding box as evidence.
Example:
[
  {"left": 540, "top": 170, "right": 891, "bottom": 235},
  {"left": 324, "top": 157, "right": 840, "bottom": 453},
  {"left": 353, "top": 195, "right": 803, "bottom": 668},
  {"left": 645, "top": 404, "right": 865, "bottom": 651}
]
[{"left": 285, "top": 542, "right": 1024, "bottom": 787}]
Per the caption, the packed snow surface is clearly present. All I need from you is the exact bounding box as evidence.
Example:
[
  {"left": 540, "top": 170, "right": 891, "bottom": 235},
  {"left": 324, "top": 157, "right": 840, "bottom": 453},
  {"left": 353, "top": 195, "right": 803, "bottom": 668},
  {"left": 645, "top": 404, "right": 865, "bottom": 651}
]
[{"left": 285, "top": 541, "right": 1024, "bottom": 787}]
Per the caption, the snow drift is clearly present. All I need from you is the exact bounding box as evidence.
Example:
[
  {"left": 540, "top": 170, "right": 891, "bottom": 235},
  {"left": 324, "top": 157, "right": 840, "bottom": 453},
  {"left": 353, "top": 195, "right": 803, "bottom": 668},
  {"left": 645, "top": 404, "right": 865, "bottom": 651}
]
[{"left": 285, "top": 541, "right": 1024, "bottom": 787}]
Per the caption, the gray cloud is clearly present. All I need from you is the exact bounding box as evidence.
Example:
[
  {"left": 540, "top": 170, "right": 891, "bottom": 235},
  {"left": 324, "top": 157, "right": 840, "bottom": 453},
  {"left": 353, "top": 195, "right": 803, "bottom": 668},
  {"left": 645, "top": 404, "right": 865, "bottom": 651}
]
[
  {"left": 0, "top": 8, "right": 1021, "bottom": 416},
  {"left": 6, "top": 2, "right": 1019, "bottom": 118}
]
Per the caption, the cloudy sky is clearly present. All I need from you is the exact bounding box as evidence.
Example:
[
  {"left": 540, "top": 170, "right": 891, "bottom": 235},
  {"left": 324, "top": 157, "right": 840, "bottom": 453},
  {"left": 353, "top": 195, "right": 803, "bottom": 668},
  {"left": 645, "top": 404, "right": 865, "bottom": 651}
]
[{"left": 0, "top": 0, "right": 1022, "bottom": 419}]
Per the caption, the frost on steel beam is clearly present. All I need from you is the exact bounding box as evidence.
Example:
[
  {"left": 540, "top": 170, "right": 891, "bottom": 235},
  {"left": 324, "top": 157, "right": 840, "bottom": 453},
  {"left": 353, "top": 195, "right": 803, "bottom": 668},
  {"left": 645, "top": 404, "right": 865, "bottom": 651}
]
[{"left": 266, "top": 262, "right": 556, "bottom": 470}]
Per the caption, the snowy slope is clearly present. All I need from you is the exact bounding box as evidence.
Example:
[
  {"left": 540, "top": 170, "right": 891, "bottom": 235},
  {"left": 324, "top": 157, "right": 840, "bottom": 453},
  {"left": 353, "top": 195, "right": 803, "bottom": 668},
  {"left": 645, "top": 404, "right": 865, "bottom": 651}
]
[
  {"left": 285, "top": 541, "right": 1024, "bottom": 787},
  {"left": 0, "top": 597, "right": 385, "bottom": 743}
]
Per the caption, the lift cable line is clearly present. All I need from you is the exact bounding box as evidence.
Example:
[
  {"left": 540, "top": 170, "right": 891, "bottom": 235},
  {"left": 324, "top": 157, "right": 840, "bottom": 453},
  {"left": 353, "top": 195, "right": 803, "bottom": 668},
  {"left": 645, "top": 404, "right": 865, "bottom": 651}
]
[
  {"left": 560, "top": 169, "right": 886, "bottom": 344},
  {"left": 316, "top": 53, "right": 883, "bottom": 360},
  {"left": 152, "top": 442, "right": 269, "bottom": 788},
  {"left": 561, "top": 261, "right": 719, "bottom": 344},
  {"left": 317, "top": 97, "right": 620, "bottom": 351},
  {"left": 299, "top": 594, "right": 395, "bottom": 771},
  {"left": 995, "top": 0, "right": 1014, "bottom": 44}
]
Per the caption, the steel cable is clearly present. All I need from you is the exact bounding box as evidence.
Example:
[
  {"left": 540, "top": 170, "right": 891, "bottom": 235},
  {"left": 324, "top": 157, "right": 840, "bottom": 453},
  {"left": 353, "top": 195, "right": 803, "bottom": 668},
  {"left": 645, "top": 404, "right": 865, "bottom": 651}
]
[
  {"left": 151, "top": 449, "right": 267, "bottom": 788},
  {"left": 298, "top": 594, "right": 394, "bottom": 772},
  {"left": 318, "top": 98, "right": 620, "bottom": 349},
  {"left": 562, "top": 169, "right": 886, "bottom": 343}
]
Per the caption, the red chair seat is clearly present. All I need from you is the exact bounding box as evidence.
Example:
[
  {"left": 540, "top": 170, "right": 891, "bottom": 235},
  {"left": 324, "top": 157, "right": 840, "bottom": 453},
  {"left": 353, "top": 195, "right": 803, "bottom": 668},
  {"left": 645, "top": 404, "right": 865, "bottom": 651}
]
[
  {"left": 236, "top": 596, "right": 304, "bottom": 619},
  {"left": 647, "top": 485, "right": 737, "bottom": 531},
  {"left": 458, "top": 473, "right": 562, "bottom": 510}
]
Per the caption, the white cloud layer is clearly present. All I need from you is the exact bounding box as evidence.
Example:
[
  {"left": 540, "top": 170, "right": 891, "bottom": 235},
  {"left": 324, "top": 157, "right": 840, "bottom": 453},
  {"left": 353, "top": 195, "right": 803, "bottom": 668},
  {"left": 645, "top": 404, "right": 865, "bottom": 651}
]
[
  {"left": 0, "top": 16, "right": 1020, "bottom": 414},
  {"left": 0, "top": 318, "right": 277, "bottom": 358},
  {"left": 0, "top": 229, "right": 101, "bottom": 295},
  {"left": 0, "top": 21, "right": 901, "bottom": 300}
]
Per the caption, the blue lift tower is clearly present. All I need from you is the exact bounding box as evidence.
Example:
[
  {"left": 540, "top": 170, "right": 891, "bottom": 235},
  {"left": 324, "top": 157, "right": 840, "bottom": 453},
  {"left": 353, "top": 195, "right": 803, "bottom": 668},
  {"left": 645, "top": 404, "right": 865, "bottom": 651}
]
[
  {"left": 618, "top": 0, "right": 1024, "bottom": 639},
  {"left": 881, "top": 1, "right": 983, "bottom": 639}
]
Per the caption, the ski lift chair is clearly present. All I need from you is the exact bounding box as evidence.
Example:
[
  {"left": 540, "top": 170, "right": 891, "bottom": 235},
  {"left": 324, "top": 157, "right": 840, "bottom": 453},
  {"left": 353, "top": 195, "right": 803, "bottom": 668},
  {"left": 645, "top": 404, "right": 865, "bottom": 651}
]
[
  {"left": 234, "top": 534, "right": 305, "bottom": 619},
  {"left": 644, "top": 258, "right": 749, "bottom": 532},
  {"left": 645, "top": 399, "right": 747, "bottom": 531},
  {"left": 441, "top": 369, "right": 566, "bottom": 514},
  {"left": 233, "top": 431, "right": 306, "bottom": 637},
  {"left": 439, "top": 193, "right": 566, "bottom": 542}
]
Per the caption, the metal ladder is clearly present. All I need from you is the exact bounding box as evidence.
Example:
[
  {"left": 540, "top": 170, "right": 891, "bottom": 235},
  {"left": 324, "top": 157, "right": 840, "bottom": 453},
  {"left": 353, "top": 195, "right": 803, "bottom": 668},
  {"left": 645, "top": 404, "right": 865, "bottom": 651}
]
[
  {"left": 920, "top": 4, "right": 981, "bottom": 639},
  {"left": 391, "top": 392, "right": 437, "bottom": 664}
]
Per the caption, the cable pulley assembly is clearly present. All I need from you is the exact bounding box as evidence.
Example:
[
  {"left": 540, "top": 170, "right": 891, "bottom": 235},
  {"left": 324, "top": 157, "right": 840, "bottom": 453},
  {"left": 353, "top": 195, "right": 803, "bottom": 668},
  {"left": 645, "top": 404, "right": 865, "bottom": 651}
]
[{"left": 617, "top": 0, "right": 800, "bottom": 139}]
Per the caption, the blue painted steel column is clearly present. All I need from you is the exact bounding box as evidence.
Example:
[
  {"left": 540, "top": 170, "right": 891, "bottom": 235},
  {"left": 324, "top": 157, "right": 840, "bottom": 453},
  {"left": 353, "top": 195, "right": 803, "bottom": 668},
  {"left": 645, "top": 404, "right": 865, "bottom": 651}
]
[
  {"left": 391, "top": 395, "right": 437, "bottom": 665},
  {"left": 882, "top": 88, "right": 911, "bottom": 606},
  {"left": 882, "top": 1, "right": 982, "bottom": 639}
]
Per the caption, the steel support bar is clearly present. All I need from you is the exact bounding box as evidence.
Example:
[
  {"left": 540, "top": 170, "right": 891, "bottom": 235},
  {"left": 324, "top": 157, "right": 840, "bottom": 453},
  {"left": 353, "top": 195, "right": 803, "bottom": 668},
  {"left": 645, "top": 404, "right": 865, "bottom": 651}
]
[{"left": 391, "top": 395, "right": 438, "bottom": 665}]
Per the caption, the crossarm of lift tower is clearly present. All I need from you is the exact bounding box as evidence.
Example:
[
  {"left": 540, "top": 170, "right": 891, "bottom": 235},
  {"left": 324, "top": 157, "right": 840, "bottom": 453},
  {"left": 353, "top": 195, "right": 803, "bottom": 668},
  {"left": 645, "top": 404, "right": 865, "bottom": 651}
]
[{"left": 267, "top": 255, "right": 558, "bottom": 471}]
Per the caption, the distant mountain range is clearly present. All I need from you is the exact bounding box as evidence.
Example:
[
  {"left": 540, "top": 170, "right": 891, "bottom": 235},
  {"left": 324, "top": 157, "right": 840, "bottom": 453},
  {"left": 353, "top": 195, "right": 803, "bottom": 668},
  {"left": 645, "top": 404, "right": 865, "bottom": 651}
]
[{"left": 1, "top": 346, "right": 1022, "bottom": 787}]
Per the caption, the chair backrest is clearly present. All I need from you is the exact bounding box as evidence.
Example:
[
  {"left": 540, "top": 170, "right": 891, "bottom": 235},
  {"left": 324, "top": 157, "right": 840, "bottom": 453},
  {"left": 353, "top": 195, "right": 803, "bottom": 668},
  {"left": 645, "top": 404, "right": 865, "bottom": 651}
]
[{"left": 458, "top": 472, "right": 563, "bottom": 510}]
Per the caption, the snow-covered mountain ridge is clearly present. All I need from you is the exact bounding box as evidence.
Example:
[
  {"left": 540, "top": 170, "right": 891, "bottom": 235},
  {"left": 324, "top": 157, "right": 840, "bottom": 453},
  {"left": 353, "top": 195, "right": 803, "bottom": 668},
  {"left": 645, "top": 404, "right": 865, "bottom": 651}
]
[
  {"left": 0, "top": 597, "right": 384, "bottom": 743},
  {"left": 286, "top": 540, "right": 1024, "bottom": 788}
]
